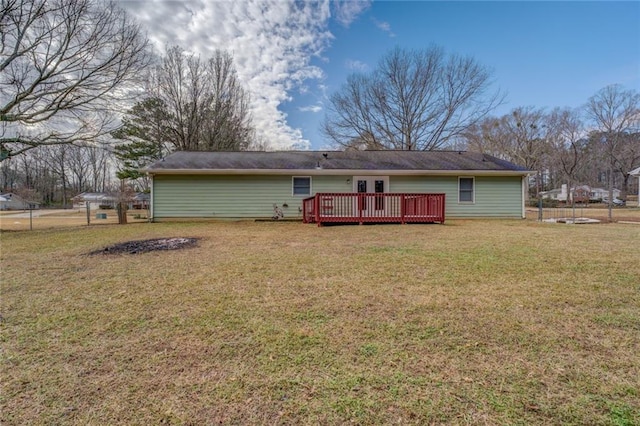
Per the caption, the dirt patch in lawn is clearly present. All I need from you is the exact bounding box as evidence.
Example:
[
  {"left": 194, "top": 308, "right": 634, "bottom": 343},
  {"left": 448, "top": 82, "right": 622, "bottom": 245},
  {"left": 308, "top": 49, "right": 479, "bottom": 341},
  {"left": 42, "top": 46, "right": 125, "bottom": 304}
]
[{"left": 89, "top": 237, "right": 199, "bottom": 255}]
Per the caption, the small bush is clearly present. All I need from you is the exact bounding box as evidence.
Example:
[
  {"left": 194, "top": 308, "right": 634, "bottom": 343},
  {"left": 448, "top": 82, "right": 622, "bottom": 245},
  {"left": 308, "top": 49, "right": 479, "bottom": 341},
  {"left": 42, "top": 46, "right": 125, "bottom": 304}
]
[
  {"left": 528, "top": 198, "right": 558, "bottom": 208},
  {"left": 98, "top": 204, "right": 114, "bottom": 210}
]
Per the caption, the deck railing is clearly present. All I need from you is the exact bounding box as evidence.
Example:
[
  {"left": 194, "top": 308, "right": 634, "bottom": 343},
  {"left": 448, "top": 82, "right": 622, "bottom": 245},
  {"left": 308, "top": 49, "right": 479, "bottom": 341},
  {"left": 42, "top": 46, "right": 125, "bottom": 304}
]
[{"left": 302, "top": 193, "right": 445, "bottom": 225}]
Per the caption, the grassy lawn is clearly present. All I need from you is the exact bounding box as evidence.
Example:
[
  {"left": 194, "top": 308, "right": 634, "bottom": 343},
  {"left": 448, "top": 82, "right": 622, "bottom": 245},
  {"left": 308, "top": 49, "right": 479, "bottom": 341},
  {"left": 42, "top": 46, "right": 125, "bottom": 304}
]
[{"left": 1, "top": 220, "right": 639, "bottom": 425}]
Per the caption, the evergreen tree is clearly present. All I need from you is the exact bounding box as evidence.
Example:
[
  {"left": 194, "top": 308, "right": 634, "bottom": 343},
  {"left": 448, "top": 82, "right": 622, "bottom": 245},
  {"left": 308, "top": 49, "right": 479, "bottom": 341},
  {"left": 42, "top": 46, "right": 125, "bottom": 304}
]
[{"left": 112, "top": 98, "right": 171, "bottom": 190}]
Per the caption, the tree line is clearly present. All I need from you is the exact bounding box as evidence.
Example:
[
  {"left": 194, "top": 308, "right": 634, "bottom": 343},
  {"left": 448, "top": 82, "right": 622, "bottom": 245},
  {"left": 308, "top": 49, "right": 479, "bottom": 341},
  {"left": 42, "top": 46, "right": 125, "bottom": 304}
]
[
  {"left": 1, "top": 0, "right": 638, "bottom": 207},
  {"left": 462, "top": 86, "right": 640, "bottom": 200}
]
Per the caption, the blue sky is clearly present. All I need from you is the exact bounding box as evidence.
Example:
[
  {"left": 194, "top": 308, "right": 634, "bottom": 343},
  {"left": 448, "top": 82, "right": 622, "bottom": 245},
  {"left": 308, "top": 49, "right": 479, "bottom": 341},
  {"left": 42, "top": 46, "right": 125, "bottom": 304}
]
[{"left": 123, "top": 1, "right": 640, "bottom": 150}]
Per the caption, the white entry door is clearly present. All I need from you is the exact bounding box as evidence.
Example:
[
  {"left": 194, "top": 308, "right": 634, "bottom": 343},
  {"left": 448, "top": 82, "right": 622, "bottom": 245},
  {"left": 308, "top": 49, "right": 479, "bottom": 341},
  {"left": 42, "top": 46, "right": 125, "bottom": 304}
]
[{"left": 353, "top": 176, "right": 389, "bottom": 212}]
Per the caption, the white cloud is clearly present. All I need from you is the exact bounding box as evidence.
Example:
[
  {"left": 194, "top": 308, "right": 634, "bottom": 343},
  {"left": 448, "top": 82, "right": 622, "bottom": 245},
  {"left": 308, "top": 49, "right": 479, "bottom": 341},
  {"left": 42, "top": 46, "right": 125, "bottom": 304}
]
[
  {"left": 333, "top": 0, "right": 371, "bottom": 27},
  {"left": 121, "top": 0, "right": 369, "bottom": 150},
  {"left": 345, "top": 59, "right": 369, "bottom": 72},
  {"left": 299, "top": 104, "right": 323, "bottom": 113},
  {"left": 373, "top": 18, "right": 395, "bottom": 37}
]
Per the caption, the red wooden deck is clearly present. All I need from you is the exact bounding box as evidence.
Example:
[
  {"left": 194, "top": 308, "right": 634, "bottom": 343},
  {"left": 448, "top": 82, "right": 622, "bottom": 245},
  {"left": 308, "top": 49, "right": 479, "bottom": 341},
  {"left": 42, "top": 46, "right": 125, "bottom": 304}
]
[{"left": 302, "top": 193, "right": 445, "bottom": 226}]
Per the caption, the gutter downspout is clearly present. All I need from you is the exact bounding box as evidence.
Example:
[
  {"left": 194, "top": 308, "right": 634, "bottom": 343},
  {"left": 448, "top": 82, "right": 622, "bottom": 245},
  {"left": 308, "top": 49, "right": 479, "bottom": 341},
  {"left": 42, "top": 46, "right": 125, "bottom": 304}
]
[
  {"left": 522, "top": 175, "right": 527, "bottom": 219},
  {"left": 149, "top": 173, "right": 154, "bottom": 222}
]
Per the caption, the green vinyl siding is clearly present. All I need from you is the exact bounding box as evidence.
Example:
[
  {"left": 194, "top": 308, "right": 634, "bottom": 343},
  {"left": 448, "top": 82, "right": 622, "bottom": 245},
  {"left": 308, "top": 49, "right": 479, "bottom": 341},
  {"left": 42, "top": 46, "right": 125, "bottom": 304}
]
[
  {"left": 152, "top": 174, "right": 352, "bottom": 219},
  {"left": 390, "top": 175, "right": 524, "bottom": 218},
  {"left": 152, "top": 174, "right": 523, "bottom": 219}
]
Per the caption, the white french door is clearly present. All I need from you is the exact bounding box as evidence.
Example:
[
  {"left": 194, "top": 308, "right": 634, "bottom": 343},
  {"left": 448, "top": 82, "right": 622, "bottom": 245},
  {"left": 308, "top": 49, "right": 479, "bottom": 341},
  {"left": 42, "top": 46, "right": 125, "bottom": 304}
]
[{"left": 353, "top": 176, "right": 389, "bottom": 212}]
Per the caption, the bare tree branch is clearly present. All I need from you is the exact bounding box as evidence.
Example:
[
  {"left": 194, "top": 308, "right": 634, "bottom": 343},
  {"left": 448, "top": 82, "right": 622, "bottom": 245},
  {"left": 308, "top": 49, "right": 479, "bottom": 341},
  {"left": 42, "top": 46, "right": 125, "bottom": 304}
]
[
  {"left": 0, "top": 0, "right": 150, "bottom": 159},
  {"left": 323, "top": 46, "right": 503, "bottom": 151},
  {"left": 151, "top": 46, "right": 254, "bottom": 152}
]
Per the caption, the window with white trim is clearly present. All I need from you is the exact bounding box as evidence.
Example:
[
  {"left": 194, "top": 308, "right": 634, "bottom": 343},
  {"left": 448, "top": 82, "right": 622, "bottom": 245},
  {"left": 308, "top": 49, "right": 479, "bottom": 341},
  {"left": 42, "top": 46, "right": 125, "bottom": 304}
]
[
  {"left": 459, "top": 177, "right": 474, "bottom": 203},
  {"left": 292, "top": 176, "right": 311, "bottom": 196}
]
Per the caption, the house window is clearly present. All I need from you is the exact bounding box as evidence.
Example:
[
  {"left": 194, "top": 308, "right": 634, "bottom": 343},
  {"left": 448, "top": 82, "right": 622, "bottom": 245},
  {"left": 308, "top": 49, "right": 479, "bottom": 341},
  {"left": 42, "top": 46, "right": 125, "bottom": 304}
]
[
  {"left": 459, "top": 177, "right": 474, "bottom": 203},
  {"left": 292, "top": 176, "right": 311, "bottom": 196}
]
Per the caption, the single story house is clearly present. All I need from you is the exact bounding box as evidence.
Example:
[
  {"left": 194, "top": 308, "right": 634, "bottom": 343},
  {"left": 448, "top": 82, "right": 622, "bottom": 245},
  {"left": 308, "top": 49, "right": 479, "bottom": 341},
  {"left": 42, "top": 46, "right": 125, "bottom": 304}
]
[
  {"left": 73, "top": 192, "right": 118, "bottom": 209},
  {"left": 0, "top": 193, "right": 39, "bottom": 210},
  {"left": 73, "top": 192, "right": 150, "bottom": 210},
  {"left": 144, "top": 150, "right": 532, "bottom": 222}
]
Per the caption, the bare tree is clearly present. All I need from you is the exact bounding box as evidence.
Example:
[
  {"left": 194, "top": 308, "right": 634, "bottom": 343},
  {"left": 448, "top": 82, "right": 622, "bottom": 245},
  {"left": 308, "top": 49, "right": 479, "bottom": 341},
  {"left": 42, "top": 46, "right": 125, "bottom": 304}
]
[
  {"left": 585, "top": 84, "right": 640, "bottom": 220},
  {"left": 464, "top": 107, "right": 552, "bottom": 200},
  {"left": 66, "top": 143, "right": 96, "bottom": 194},
  {"left": 42, "top": 144, "right": 70, "bottom": 207},
  {"left": 85, "top": 143, "right": 111, "bottom": 192},
  {"left": 201, "top": 51, "right": 254, "bottom": 150},
  {"left": 585, "top": 130, "right": 640, "bottom": 200},
  {"left": 465, "top": 107, "right": 551, "bottom": 169},
  {"left": 0, "top": 0, "right": 150, "bottom": 159},
  {"left": 615, "top": 132, "right": 640, "bottom": 198},
  {"left": 323, "top": 46, "right": 503, "bottom": 151},
  {"left": 546, "top": 108, "right": 590, "bottom": 215},
  {"left": 152, "top": 46, "right": 254, "bottom": 152}
]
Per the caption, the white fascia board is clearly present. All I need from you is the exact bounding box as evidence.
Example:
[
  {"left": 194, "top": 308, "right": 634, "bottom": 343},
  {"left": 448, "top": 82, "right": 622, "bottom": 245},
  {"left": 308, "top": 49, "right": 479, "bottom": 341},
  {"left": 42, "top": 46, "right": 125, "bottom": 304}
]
[{"left": 145, "top": 168, "right": 534, "bottom": 177}]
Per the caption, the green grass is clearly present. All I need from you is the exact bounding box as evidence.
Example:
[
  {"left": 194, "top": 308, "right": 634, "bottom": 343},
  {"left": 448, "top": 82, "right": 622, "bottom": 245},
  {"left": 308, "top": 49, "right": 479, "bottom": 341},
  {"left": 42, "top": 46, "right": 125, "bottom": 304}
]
[{"left": 1, "top": 220, "right": 639, "bottom": 424}]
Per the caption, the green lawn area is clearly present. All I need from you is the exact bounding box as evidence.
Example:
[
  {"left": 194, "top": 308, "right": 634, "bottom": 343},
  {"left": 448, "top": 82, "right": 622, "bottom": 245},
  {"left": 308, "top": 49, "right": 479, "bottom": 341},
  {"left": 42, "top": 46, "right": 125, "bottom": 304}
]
[{"left": 1, "top": 220, "right": 639, "bottom": 425}]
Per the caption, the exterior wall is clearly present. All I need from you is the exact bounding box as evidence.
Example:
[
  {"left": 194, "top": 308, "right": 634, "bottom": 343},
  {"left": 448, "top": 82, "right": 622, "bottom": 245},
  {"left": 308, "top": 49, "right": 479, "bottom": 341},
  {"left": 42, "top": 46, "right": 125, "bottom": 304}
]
[
  {"left": 152, "top": 174, "right": 352, "bottom": 219},
  {"left": 153, "top": 173, "right": 524, "bottom": 219},
  {"left": 390, "top": 175, "right": 524, "bottom": 218}
]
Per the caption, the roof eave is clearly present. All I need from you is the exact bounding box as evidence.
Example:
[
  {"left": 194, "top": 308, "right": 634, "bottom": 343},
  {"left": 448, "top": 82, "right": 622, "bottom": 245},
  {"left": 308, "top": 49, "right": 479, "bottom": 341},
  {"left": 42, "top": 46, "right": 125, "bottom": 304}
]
[{"left": 145, "top": 168, "right": 534, "bottom": 176}]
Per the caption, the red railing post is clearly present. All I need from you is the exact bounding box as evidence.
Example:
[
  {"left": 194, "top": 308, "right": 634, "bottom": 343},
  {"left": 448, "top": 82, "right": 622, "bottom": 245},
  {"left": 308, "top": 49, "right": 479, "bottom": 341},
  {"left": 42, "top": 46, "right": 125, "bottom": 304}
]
[
  {"left": 400, "top": 194, "right": 405, "bottom": 224},
  {"left": 314, "top": 193, "right": 320, "bottom": 226},
  {"left": 302, "top": 197, "right": 308, "bottom": 223}
]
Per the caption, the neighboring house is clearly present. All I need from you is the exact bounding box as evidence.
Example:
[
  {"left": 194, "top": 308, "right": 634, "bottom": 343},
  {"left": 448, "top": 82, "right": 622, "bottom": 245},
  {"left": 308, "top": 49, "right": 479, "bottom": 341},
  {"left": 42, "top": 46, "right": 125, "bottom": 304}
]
[
  {"left": 0, "top": 193, "right": 39, "bottom": 210},
  {"left": 144, "top": 150, "right": 532, "bottom": 221},
  {"left": 73, "top": 192, "right": 150, "bottom": 209},
  {"left": 589, "top": 187, "right": 621, "bottom": 201},
  {"left": 631, "top": 166, "right": 640, "bottom": 201},
  {"left": 73, "top": 192, "right": 118, "bottom": 209},
  {"left": 540, "top": 185, "right": 620, "bottom": 202}
]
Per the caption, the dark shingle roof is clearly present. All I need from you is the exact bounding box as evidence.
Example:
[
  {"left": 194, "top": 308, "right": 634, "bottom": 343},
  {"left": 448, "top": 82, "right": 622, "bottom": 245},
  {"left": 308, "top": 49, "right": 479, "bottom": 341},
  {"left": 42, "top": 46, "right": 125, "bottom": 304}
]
[{"left": 145, "top": 150, "right": 530, "bottom": 173}]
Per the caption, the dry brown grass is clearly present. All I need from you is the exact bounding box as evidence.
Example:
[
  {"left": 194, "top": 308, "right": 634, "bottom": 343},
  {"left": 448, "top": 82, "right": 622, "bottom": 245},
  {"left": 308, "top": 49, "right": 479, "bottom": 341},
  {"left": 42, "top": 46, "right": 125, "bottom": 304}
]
[
  {"left": 1, "top": 220, "right": 639, "bottom": 425},
  {"left": 0, "top": 210, "right": 148, "bottom": 231}
]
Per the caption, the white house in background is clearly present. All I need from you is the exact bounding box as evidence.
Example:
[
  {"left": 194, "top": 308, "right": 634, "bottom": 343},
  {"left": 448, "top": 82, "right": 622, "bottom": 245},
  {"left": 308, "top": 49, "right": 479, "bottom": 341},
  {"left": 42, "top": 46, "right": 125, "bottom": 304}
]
[
  {"left": 590, "top": 187, "right": 621, "bottom": 201},
  {"left": 630, "top": 166, "right": 640, "bottom": 201},
  {"left": 72, "top": 192, "right": 118, "bottom": 209},
  {"left": 0, "top": 193, "right": 39, "bottom": 210},
  {"left": 540, "top": 184, "right": 620, "bottom": 202},
  {"left": 72, "top": 192, "right": 150, "bottom": 210}
]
